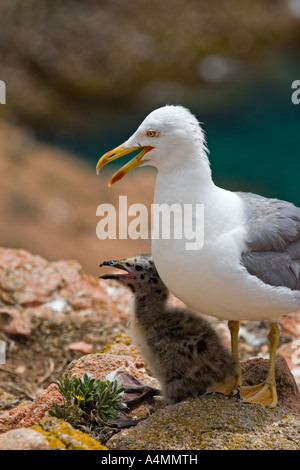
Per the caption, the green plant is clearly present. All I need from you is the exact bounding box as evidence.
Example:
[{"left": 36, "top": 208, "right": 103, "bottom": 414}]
[{"left": 49, "top": 372, "right": 127, "bottom": 426}]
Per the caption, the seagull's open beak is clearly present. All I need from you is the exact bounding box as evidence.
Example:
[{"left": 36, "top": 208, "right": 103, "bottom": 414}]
[{"left": 96, "top": 142, "right": 154, "bottom": 186}]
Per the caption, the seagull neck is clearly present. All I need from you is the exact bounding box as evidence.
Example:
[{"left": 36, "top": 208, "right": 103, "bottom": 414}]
[{"left": 154, "top": 155, "right": 216, "bottom": 206}]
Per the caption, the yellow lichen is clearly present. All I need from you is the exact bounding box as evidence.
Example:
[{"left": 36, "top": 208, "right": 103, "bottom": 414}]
[
  {"left": 99, "top": 332, "right": 135, "bottom": 355},
  {"left": 31, "top": 426, "right": 65, "bottom": 450},
  {"left": 32, "top": 417, "right": 108, "bottom": 450},
  {"left": 98, "top": 342, "right": 113, "bottom": 353}
]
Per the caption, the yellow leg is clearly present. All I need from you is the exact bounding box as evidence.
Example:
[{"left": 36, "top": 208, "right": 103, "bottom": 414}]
[
  {"left": 228, "top": 320, "right": 242, "bottom": 388},
  {"left": 239, "top": 322, "right": 279, "bottom": 408},
  {"left": 208, "top": 320, "right": 241, "bottom": 395}
]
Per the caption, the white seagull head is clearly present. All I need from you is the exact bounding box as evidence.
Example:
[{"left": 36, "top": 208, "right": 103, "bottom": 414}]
[{"left": 96, "top": 105, "right": 209, "bottom": 185}]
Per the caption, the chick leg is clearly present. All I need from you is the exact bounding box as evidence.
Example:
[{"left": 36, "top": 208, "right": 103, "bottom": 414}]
[{"left": 239, "top": 322, "right": 279, "bottom": 408}]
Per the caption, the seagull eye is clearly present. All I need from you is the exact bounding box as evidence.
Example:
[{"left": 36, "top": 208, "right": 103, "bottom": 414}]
[{"left": 146, "top": 130, "right": 158, "bottom": 137}]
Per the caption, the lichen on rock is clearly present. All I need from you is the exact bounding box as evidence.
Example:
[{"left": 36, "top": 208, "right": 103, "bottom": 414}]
[
  {"left": 107, "top": 393, "right": 300, "bottom": 450},
  {"left": 31, "top": 417, "right": 108, "bottom": 450}
]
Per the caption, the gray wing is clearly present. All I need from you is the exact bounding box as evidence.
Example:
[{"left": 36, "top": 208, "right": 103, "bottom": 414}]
[{"left": 237, "top": 192, "right": 300, "bottom": 290}]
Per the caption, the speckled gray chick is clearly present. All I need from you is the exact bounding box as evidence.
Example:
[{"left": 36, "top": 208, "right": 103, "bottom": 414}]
[{"left": 101, "top": 255, "right": 237, "bottom": 404}]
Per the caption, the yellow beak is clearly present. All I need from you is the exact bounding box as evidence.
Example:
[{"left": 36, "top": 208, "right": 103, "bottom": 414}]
[{"left": 96, "top": 142, "right": 154, "bottom": 186}]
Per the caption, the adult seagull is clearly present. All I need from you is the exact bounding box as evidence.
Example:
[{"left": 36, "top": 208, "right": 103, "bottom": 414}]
[{"left": 96, "top": 105, "right": 300, "bottom": 407}]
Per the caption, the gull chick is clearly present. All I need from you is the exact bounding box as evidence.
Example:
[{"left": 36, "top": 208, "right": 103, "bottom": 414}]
[{"left": 101, "top": 255, "right": 237, "bottom": 404}]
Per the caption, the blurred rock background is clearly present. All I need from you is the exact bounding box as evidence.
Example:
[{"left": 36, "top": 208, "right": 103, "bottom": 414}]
[{"left": 0, "top": 0, "right": 300, "bottom": 275}]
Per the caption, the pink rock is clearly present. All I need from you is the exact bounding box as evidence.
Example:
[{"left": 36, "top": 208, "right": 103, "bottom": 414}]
[
  {"left": 0, "top": 383, "right": 63, "bottom": 434},
  {"left": 67, "top": 352, "right": 159, "bottom": 389},
  {"left": 67, "top": 293, "right": 93, "bottom": 311},
  {"left": 67, "top": 341, "right": 94, "bottom": 354},
  {"left": 53, "top": 259, "right": 82, "bottom": 284},
  {"left": 0, "top": 307, "right": 32, "bottom": 335},
  {"left": 0, "top": 428, "right": 50, "bottom": 450},
  {"left": 0, "top": 248, "right": 33, "bottom": 270},
  {"left": 280, "top": 312, "right": 300, "bottom": 337},
  {"left": 0, "top": 248, "right": 62, "bottom": 306},
  {"left": 0, "top": 248, "right": 130, "bottom": 337}
]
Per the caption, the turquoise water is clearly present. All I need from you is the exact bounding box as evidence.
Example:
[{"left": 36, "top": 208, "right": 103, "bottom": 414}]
[{"left": 206, "top": 85, "right": 300, "bottom": 205}]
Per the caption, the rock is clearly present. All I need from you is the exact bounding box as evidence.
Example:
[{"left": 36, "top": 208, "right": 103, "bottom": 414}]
[
  {"left": 108, "top": 393, "right": 300, "bottom": 450},
  {"left": 68, "top": 352, "right": 146, "bottom": 382},
  {"left": 0, "top": 427, "right": 50, "bottom": 450},
  {"left": 0, "top": 417, "right": 107, "bottom": 450},
  {"left": 67, "top": 343, "right": 159, "bottom": 390},
  {"left": 2, "top": 349, "right": 300, "bottom": 450},
  {"left": 0, "top": 247, "right": 131, "bottom": 337},
  {"left": 107, "top": 356, "right": 300, "bottom": 450},
  {"left": 67, "top": 341, "right": 94, "bottom": 354},
  {"left": 0, "top": 383, "right": 63, "bottom": 434},
  {"left": 31, "top": 417, "right": 107, "bottom": 450},
  {"left": 0, "top": 307, "right": 32, "bottom": 336},
  {"left": 0, "top": 388, "right": 20, "bottom": 412},
  {"left": 1, "top": 340, "right": 300, "bottom": 450},
  {"left": 0, "top": 248, "right": 64, "bottom": 306}
]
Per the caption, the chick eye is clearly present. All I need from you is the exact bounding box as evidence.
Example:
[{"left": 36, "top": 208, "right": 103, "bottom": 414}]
[{"left": 146, "top": 130, "right": 158, "bottom": 137}]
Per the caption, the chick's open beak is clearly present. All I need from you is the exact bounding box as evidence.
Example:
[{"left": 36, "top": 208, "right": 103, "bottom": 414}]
[
  {"left": 100, "top": 259, "right": 136, "bottom": 280},
  {"left": 96, "top": 142, "right": 153, "bottom": 186}
]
